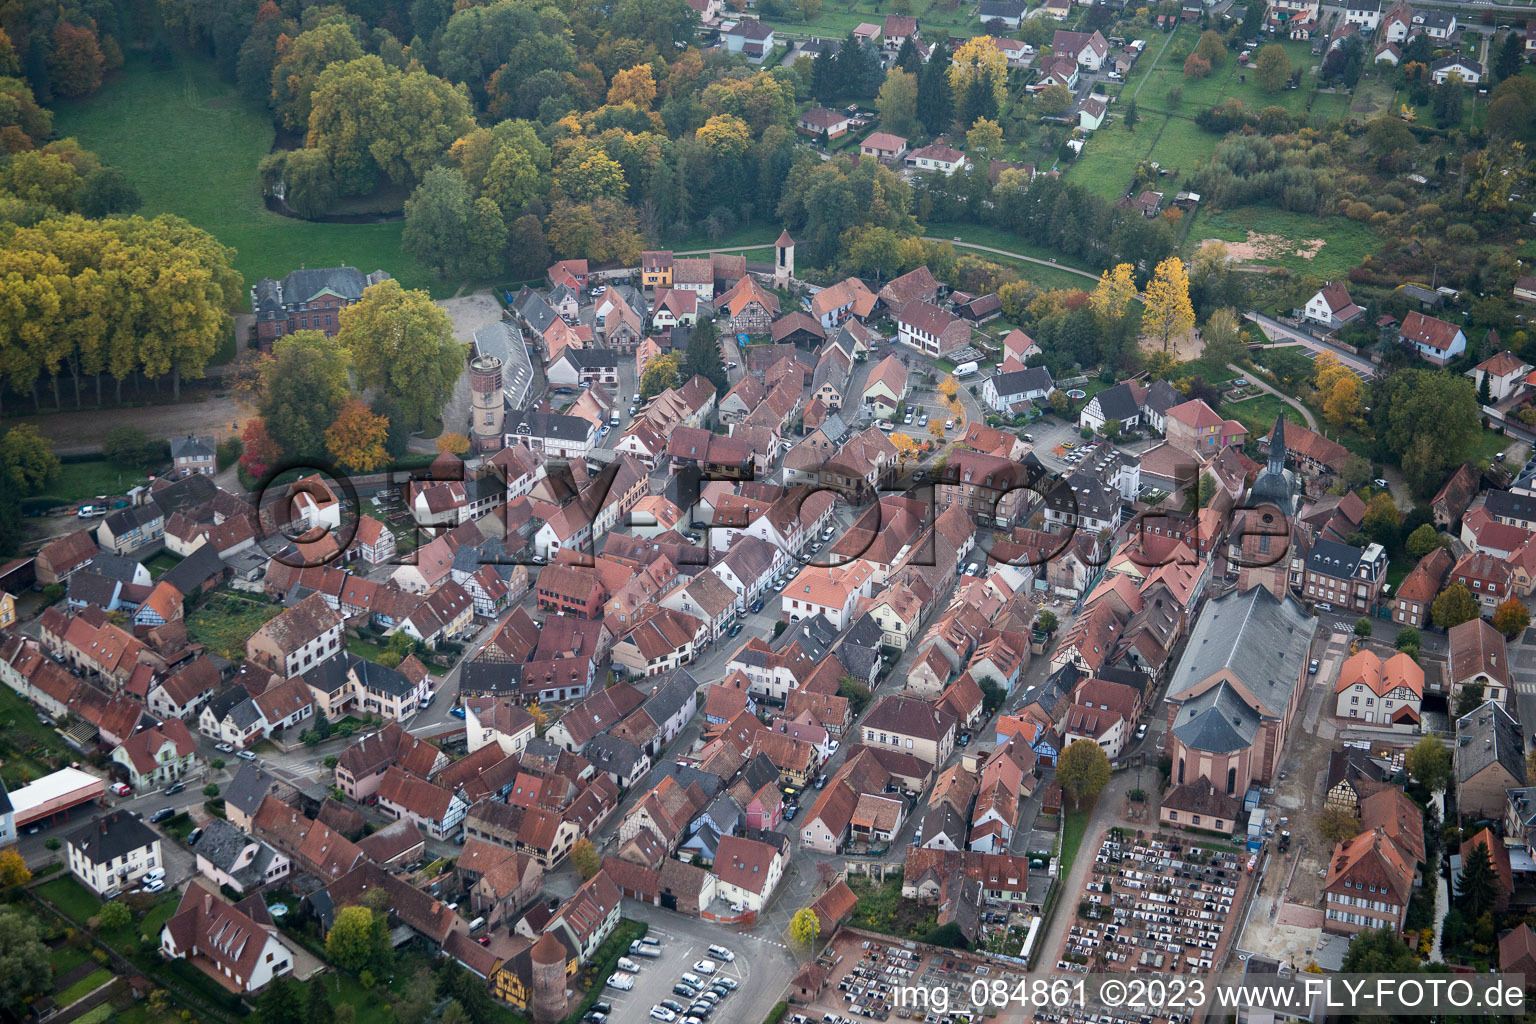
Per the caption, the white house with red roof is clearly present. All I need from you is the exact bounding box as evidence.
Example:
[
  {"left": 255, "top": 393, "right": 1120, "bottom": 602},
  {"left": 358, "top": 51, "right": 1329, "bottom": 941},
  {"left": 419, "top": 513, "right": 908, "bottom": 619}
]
[
  {"left": 1399, "top": 310, "right": 1467, "bottom": 366},
  {"left": 1468, "top": 351, "right": 1534, "bottom": 402},
  {"left": 1304, "top": 282, "right": 1364, "bottom": 329}
]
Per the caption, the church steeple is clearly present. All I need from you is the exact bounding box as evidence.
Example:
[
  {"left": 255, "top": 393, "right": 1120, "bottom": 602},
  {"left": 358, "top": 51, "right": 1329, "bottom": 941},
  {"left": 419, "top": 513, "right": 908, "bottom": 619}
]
[{"left": 1268, "top": 415, "right": 1287, "bottom": 474}]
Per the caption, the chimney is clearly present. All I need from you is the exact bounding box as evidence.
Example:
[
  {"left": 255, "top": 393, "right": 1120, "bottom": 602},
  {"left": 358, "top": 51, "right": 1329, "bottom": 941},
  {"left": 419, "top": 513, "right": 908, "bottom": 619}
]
[{"left": 203, "top": 890, "right": 213, "bottom": 915}]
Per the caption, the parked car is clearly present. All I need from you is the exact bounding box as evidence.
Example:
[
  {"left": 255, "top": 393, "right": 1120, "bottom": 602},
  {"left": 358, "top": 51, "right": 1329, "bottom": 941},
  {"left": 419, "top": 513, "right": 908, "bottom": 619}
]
[
  {"left": 617, "top": 957, "right": 641, "bottom": 973},
  {"left": 673, "top": 984, "right": 699, "bottom": 1000},
  {"left": 749, "top": 598, "right": 764, "bottom": 614},
  {"left": 661, "top": 1001, "right": 687, "bottom": 1015},
  {"left": 727, "top": 622, "right": 742, "bottom": 638},
  {"left": 650, "top": 1007, "right": 676, "bottom": 1022},
  {"left": 109, "top": 782, "right": 132, "bottom": 797},
  {"left": 140, "top": 878, "right": 165, "bottom": 894},
  {"left": 1308, "top": 659, "right": 1320, "bottom": 676},
  {"left": 76, "top": 505, "right": 106, "bottom": 519},
  {"left": 214, "top": 743, "right": 234, "bottom": 754},
  {"left": 149, "top": 807, "right": 175, "bottom": 824},
  {"left": 606, "top": 974, "right": 636, "bottom": 991},
  {"left": 144, "top": 868, "right": 166, "bottom": 882},
  {"left": 630, "top": 941, "right": 662, "bottom": 957},
  {"left": 714, "top": 979, "right": 738, "bottom": 992},
  {"left": 706, "top": 946, "right": 735, "bottom": 962},
  {"left": 236, "top": 750, "right": 257, "bottom": 761},
  {"left": 450, "top": 706, "right": 467, "bottom": 719}
]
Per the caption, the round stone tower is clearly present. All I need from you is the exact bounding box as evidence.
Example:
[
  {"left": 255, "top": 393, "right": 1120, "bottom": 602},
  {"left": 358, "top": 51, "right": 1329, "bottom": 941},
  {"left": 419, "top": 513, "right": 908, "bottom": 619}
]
[
  {"left": 530, "top": 931, "right": 568, "bottom": 1024},
  {"left": 470, "top": 354, "right": 505, "bottom": 453}
]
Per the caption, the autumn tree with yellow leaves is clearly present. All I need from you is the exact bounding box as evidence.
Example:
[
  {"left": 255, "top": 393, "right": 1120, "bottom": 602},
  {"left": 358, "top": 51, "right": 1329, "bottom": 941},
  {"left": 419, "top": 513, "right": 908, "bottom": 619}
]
[
  {"left": 1313, "top": 352, "right": 1363, "bottom": 430},
  {"left": 947, "top": 36, "right": 1009, "bottom": 114},
  {"left": 1090, "top": 263, "right": 1139, "bottom": 327},
  {"left": 891, "top": 432, "right": 922, "bottom": 467},
  {"left": 608, "top": 64, "right": 658, "bottom": 108},
  {"left": 326, "top": 400, "right": 391, "bottom": 472},
  {"left": 1141, "top": 256, "right": 1195, "bottom": 353}
]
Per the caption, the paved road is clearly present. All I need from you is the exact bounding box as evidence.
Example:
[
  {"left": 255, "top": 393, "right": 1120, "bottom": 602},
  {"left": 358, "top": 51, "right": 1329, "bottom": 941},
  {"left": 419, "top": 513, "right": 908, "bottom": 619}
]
[
  {"left": 1228, "top": 362, "right": 1318, "bottom": 431},
  {"left": 1244, "top": 312, "right": 1377, "bottom": 378}
]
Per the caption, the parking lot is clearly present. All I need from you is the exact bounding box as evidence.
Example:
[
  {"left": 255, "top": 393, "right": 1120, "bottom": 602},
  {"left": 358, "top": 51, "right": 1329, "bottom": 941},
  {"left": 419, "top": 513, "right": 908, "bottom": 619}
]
[{"left": 600, "top": 923, "right": 752, "bottom": 1024}]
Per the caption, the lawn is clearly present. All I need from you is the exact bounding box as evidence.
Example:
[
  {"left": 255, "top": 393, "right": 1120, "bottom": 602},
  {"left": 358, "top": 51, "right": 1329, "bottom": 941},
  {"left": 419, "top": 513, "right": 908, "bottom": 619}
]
[
  {"left": 36, "top": 877, "right": 104, "bottom": 924},
  {"left": 921, "top": 222, "right": 1103, "bottom": 288},
  {"left": 1059, "top": 799, "right": 1094, "bottom": 874},
  {"left": 144, "top": 551, "right": 182, "bottom": 579},
  {"left": 31, "top": 460, "right": 148, "bottom": 507},
  {"left": 1142, "top": 116, "right": 1224, "bottom": 182},
  {"left": 759, "top": 0, "right": 988, "bottom": 41},
  {"left": 185, "top": 594, "right": 283, "bottom": 662},
  {"left": 1187, "top": 206, "right": 1379, "bottom": 277},
  {"left": 53, "top": 55, "right": 451, "bottom": 300},
  {"left": 0, "top": 684, "right": 75, "bottom": 788},
  {"left": 1064, "top": 121, "right": 1158, "bottom": 200},
  {"left": 56, "top": 968, "right": 112, "bottom": 1005},
  {"left": 49, "top": 946, "right": 91, "bottom": 974},
  {"left": 1224, "top": 393, "right": 1295, "bottom": 436}
]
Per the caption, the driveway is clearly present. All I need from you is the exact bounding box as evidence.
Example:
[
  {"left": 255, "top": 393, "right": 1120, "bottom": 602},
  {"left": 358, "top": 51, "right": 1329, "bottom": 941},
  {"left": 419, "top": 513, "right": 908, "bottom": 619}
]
[{"left": 1229, "top": 363, "right": 1317, "bottom": 431}]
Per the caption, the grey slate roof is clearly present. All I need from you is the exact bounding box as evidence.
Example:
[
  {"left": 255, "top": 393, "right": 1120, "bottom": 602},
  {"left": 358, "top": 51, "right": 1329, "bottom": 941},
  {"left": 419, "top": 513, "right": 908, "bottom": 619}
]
[
  {"left": 194, "top": 817, "right": 280, "bottom": 889},
  {"left": 1455, "top": 700, "right": 1524, "bottom": 785},
  {"left": 351, "top": 655, "right": 416, "bottom": 698},
  {"left": 252, "top": 267, "right": 386, "bottom": 317},
  {"left": 586, "top": 733, "right": 648, "bottom": 777},
  {"left": 560, "top": 348, "right": 621, "bottom": 370},
  {"left": 164, "top": 544, "right": 226, "bottom": 592},
  {"left": 512, "top": 288, "right": 560, "bottom": 334},
  {"left": 1484, "top": 488, "right": 1536, "bottom": 524},
  {"left": 204, "top": 686, "right": 249, "bottom": 722},
  {"left": 103, "top": 503, "right": 163, "bottom": 536},
  {"left": 979, "top": 0, "right": 1028, "bottom": 16},
  {"left": 1144, "top": 379, "right": 1181, "bottom": 416},
  {"left": 508, "top": 410, "right": 593, "bottom": 443},
  {"left": 643, "top": 668, "right": 700, "bottom": 725},
  {"left": 1306, "top": 539, "right": 1365, "bottom": 582},
  {"left": 225, "top": 762, "right": 283, "bottom": 822},
  {"left": 921, "top": 802, "right": 968, "bottom": 848},
  {"left": 170, "top": 435, "right": 216, "bottom": 460},
  {"left": 773, "top": 614, "right": 839, "bottom": 662},
  {"left": 988, "top": 366, "right": 1054, "bottom": 399},
  {"left": 1169, "top": 586, "right": 1316, "bottom": 720},
  {"left": 1087, "top": 382, "right": 1142, "bottom": 422},
  {"left": 67, "top": 810, "right": 158, "bottom": 866},
  {"left": 1171, "top": 681, "right": 1260, "bottom": 754}
]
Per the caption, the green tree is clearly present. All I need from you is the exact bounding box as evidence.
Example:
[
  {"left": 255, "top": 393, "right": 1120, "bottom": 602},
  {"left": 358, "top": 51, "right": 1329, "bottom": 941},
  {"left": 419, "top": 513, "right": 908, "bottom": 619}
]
[
  {"left": 1395, "top": 625, "right": 1421, "bottom": 653},
  {"left": 0, "top": 425, "right": 58, "bottom": 494},
  {"left": 639, "top": 352, "right": 683, "bottom": 400},
  {"left": 1405, "top": 523, "right": 1445, "bottom": 558},
  {"left": 1056, "top": 739, "right": 1111, "bottom": 807},
  {"left": 876, "top": 68, "right": 919, "bottom": 137},
  {"left": 1195, "top": 30, "right": 1227, "bottom": 66},
  {"left": 837, "top": 674, "right": 872, "bottom": 713},
  {"left": 682, "top": 318, "right": 726, "bottom": 393},
  {"left": 95, "top": 900, "right": 130, "bottom": 930},
  {"left": 1340, "top": 928, "right": 1419, "bottom": 972},
  {"left": 307, "top": 978, "right": 336, "bottom": 1024},
  {"left": 1036, "top": 610, "right": 1059, "bottom": 633},
  {"left": 1318, "top": 806, "right": 1361, "bottom": 844},
  {"left": 306, "top": 55, "right": 476, "bottom": 195},
  {"left": 1253, "top": 44, "right": 1292, "bottom": 92},
  {"left": 1200, "top": 308, "right": 1246, "bottom": 367},
  {"left": 467, "top": 197, "right": 509, "bottom": 279},
  {"left": 326, "top": 906, "right": 391, "bottom": 975},
  {"left": 1456, "top": 836, "right": 1500, "bottom": 918},
  {"left": 1374, "top": 370, "right": 1481, "bottom": 495},
  {"left": 1123, "top": 98, "right": 1139, "bottom": 130},
  {"left": 103, "top": 427, "right": 164, "bottom": 469},
  {"left": 1455, "top": 681, "right": 1487, "bottom": 718},
  {"left": 1431, "top": 582, "right": 1479, "bottom": 629},
  {"left": 403, "top": 166, "right": 474, "bottom": 279},
  {"left": 337, "top": 280, "right": 466, "bottom": 430},
  {"left": 0, "top": 912, "right": 51, "bottom": 1012},
  {"left": 571, "top": 838, "right": 600, "bottom": 880},
  {"left": 257, "top": 331, "right": 352, "bottom": 461},
  {"left": 270, "top": 22, "right": 364, "bottom": 133},
  {"left": 915, "top": 40, "right": 953, "bottom": 135},
  {"left": 255, "top": 976, "right": 304, "bottom": 1024},
  {"left": 1494, "top": 30, "right": 1524, "bottom": 83},
  {"left": 1361, "top": 493, "right": 1401, "bottom": 548},
  {"left": 1405, "top": 735, "right": 1451, "bottom": 792},
  {"left": 1034, "top": 83, "right": 1073, "bottom": 116},
  {"left": 790, "top": 906, "right": 821, "bottom": 950},
  {"left": 1353, "top": 617, "right": 1373, "bottom": 638},
  {"left": 1493, "top": 597, "right": 1531, "bottom": 638}
]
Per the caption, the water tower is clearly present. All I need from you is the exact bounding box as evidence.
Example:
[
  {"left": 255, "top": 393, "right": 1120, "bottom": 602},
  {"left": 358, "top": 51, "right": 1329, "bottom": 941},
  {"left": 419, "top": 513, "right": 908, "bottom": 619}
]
[{"left": 470, "top": 354, "right": 505, "bottom": 453}]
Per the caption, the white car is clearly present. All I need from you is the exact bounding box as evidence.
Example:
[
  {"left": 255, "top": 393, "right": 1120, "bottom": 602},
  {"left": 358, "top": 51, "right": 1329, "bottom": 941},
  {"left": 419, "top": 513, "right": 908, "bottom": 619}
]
[
  {"left": 139, "top": 878, "right": 165, "bottom": 894},
  {"left": 144, "top": 867, "right": 166, "bottom": 883},
  {"left": 706, "top": 945, "right": 735, "bottom": 962},
  {"left": 681, "top": 973, "right": 706, "bottom": 989},
  {"left": 714, "top": 978, "right": 738, "bottom": 992},
  {"left": 650, "top": 1008, "right": 677, "bottom": 1022},
  {"left": 693, "top": 960, "right": 718, "bottom": 976},
  {"left": 236, "top": 750, "right": 257, "bottom": 761},
  {"left": 606, "top": 973, "right": 636, "bottom": 991},
  {"left": 214, "top": 743, "right": 234, "bottom": 754},
  {"left": 617, "top": 957, "right": 641, "bottom": 973}
]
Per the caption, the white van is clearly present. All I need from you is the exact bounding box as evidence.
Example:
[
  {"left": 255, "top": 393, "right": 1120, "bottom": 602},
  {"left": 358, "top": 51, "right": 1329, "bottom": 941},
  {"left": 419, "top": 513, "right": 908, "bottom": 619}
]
[
  {"left": 468, "top": 916, "right": 486, "bottom": 933},
  {"left": 954, "top": 360, "right": 979, "bottom": 377}
]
